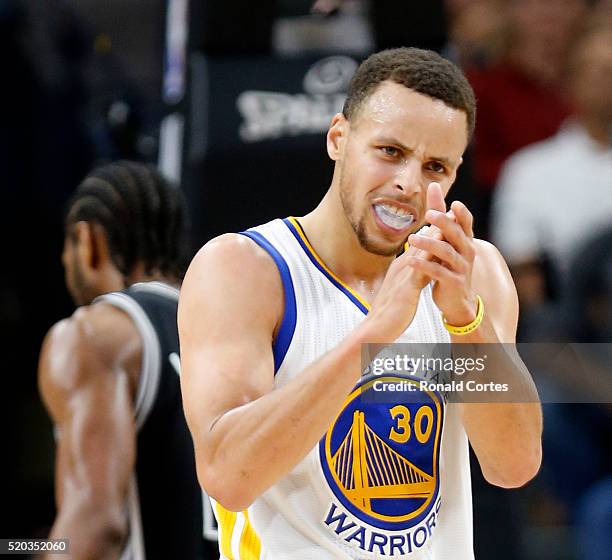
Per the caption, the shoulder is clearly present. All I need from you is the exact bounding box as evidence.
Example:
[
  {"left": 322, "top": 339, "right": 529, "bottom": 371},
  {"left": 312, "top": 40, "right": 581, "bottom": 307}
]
[
  {"left": 39, "top": 303, "right": 141, "bottom": 398},
  {"left": 182, "top": 233, "right": 284, "bottom": 305},
  {"left": 187, "top": 232, "right": 282, "bottom": 275},
  {"left": 473, "top": 238, "right": 505, "bottom": 266},
  {"left": 179, "top": 233, "right": 284, "bottom": 334},
  {"left": 472, "top": 239, "right": 515, "bottom": 291}
]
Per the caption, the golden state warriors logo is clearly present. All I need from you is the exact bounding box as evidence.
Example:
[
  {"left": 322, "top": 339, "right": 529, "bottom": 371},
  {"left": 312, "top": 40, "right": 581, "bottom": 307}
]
[{"left": 320, "top": 374, "right": 443, "bottom": 532}]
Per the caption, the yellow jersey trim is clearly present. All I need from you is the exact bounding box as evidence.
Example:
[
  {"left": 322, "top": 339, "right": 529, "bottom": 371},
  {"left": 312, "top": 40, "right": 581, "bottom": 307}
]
[{"left": 287, "top": 216, "right": 371, "bottom": 312}]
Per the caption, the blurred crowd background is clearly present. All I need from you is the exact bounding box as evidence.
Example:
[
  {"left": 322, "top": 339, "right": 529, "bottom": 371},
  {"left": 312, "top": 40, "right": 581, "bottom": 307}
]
[{"left": 2, "top": 0, "right": 611, "bottom": 558}]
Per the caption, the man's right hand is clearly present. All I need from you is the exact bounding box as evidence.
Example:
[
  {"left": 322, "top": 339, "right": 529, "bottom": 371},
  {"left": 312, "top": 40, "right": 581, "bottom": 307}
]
[{"left": 364, "top": 182, "right": 445, "bottom": 342}]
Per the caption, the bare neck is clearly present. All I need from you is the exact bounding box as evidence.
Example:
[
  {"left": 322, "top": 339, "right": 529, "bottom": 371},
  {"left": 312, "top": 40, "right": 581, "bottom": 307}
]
[
  {"left": 298, "top": 188, "right": 394, "bottom": 292},
  {"left": 126, "top": 269, "right": 180, "bottom": 289}
]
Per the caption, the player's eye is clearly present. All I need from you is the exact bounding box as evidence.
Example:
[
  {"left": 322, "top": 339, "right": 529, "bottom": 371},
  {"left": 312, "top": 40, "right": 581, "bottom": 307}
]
[
  {"left": 380, "top": 146, "right": 399, "bottom": 157},
  {"left": 427, "top": 161, "right": 446, "bottom": 174}
]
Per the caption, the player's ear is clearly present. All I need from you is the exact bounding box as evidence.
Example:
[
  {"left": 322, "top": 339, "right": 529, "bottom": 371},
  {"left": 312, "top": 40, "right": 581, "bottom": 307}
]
[
  {"left": 326, "top": 113, "right": 347, "bottom": 161},
  {"left": 74, "top": 221, "right": 95, "bottom": 270},
  {"left": 89, "top": 223, "right": 114, "bottom": 270},
  {"left": 453, "top": 156, "right": 464, "bottom": 182}
]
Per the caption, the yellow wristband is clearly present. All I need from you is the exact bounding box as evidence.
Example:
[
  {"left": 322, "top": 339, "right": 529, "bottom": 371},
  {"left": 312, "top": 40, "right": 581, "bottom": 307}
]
[{"left": 442, "top": 295, "right": 484, "bottom": 335}]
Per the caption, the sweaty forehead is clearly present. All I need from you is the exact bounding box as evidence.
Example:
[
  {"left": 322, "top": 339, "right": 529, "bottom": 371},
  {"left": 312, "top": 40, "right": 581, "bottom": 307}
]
[
  {"left": 358, "top": 82, "right": 464, "bottom": 127},
  {"left": 351, "top": 82, "right": 469, "bottom": 157}
]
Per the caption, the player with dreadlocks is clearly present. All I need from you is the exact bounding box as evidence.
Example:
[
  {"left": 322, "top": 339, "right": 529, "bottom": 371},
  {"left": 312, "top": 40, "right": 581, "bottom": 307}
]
[{"left": 38, "top": 161, "right": 216, "bottom": 559}]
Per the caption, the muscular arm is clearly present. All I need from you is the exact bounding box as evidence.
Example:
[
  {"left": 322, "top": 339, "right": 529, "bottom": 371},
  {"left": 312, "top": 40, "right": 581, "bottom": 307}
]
[
  {"left": 459, "top": 240, "right": 542, "bottom": 488},
  {"left": 39, "top": 305, "right": 140, "bottom": 559},
  {"left": 408, "top": 197, "right": 542, "bottom": 489},
  {"left": 179, "top": 234, "right": 428, "bottom": 511}
]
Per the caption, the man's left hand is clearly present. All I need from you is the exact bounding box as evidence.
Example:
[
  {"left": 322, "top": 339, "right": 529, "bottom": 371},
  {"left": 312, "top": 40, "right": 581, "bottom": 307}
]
[{"left": 407, "top": 186, "right": 478, "bottom": 326}]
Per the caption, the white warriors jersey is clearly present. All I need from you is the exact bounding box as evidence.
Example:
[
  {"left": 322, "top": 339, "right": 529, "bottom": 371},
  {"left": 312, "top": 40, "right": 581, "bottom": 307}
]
[{"left": 211, "top": 217, "right": 474, "bottom": 560}]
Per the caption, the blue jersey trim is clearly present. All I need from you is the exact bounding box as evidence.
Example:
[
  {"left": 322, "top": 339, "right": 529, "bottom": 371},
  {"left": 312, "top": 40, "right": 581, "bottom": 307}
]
[
  {"left": 282, "top": 218, "right": 369, "bottom": 316},
  {"left": 239, "top": 230, "right": 297, "bottom": 374}
]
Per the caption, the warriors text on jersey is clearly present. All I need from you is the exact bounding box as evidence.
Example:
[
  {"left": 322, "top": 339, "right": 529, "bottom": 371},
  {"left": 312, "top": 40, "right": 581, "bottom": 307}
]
[{"left": 211, "top": 218, "right": 474, "bottom": 560}]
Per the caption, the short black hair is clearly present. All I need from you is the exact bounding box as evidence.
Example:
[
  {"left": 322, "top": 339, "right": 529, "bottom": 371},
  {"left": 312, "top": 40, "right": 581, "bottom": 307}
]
[
  {"left": 343, "top": 47, "right": 476, "bottom": 139},
  {"left": 65, "top": 160, "right": 190, "bottom": 279}
]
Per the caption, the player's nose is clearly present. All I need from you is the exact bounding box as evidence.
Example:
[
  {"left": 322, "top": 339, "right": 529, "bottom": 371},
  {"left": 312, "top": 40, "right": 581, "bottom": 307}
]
[{"left": 393, "top": 158, "right": 423, "bottom": 196}]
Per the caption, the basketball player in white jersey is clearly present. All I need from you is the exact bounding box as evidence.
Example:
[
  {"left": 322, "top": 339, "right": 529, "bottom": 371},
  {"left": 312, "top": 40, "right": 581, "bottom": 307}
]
[{"left": 179, "top": 48, "right": 542, "bottom": 559}]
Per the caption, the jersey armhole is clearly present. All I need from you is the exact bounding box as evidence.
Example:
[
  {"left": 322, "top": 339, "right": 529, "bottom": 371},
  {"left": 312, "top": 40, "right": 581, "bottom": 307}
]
[
  {"left": 94, "top": 292, "right": 162, "bottom": 430},
  {"left": 239, "top": 230, "right": 297, "bottom": 374}
]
